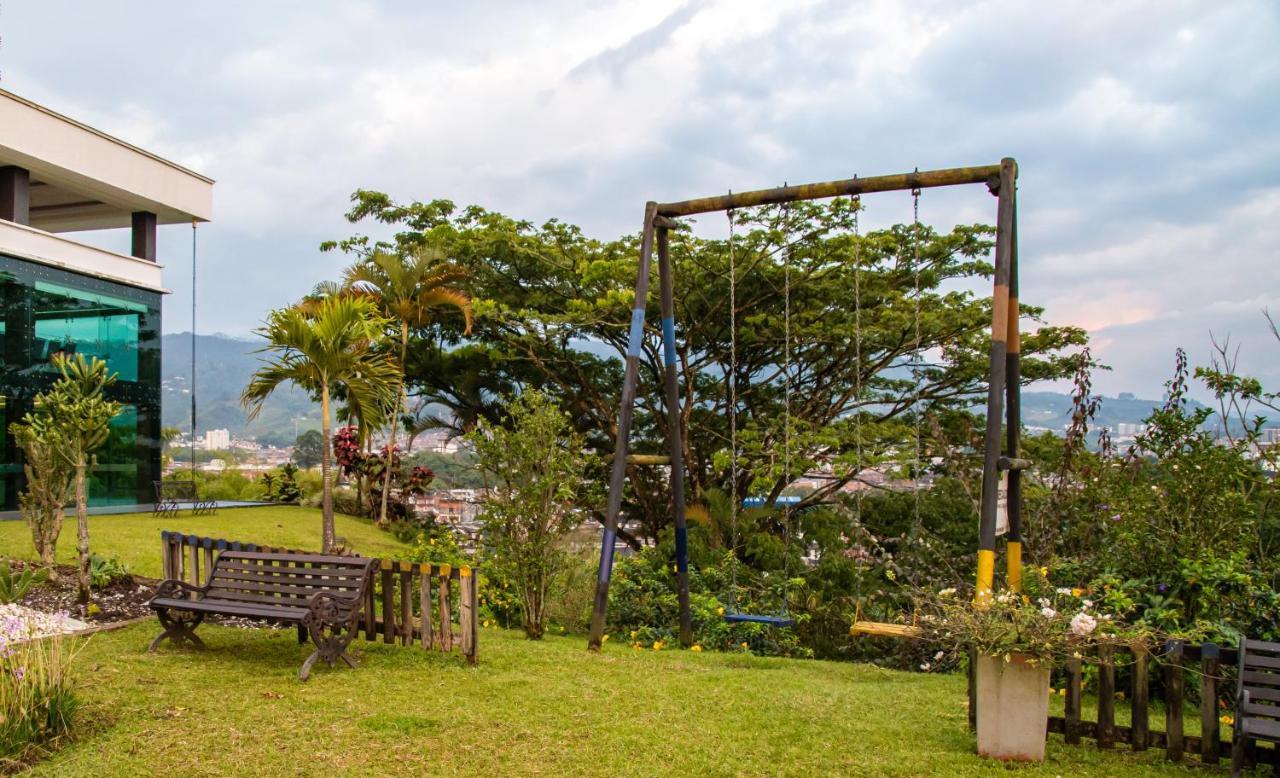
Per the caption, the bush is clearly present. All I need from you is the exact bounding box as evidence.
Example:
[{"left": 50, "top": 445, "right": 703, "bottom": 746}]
[
  {"left": 0, "top": 561, "right": 48, "bottom": 605},
  {"left": 87, "top": 555, "right": 131, "bottom": 590},
  {"left": 0, "top": 622, "right": 81, "bottom": 764}
]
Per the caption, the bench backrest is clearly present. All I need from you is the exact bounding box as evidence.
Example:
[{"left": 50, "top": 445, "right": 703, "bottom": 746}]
[
  {"left": 1237, "top": 638, "right": 1280, "bottom": 739},
  {"left": 205, "top": 551, "right": 375, "bottom": 609},
  {"left": 156, "top": 480, "right": 199, "bottom": 502}
]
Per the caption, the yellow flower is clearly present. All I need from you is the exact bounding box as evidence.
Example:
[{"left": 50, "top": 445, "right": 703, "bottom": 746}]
[
  {"left": 741, "top": 642, "right": 749, "bottom": 651},
  {"left": 1058, "top": 688, "right": 1067, "bottom": 697},
  {"left": 1071, "top": 588, "right": 1084, "bottom": 597},
  {"left": 1039, "top": 566, "right": 1049, "bottom": 576},
  {"left": 482, "top": 620, "right": 491, "bottom": 628},
  {"left": 691, "top": 644, "right": 703, "bottom": 652},
  {"left": 1221, "top": 715, "right": 1235, "bottom": 726},
  {"left": 630, "top": 630, "right": 639, "bottom": 639},
  {"left": 716, "top": 607, "right": 725, "bottom": 616},
  {"left": 653, "top": 640, "right": 664, "bottom": 651},
  {"left": 602, "top": 634, "right": 610, "bottom": 643}
]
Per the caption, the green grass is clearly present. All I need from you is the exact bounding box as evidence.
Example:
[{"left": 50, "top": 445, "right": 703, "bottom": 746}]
[
  {"left": 0, "top": 506, "right": 414, "bottom": 578},
  {"left": 26, "top": 625, "right": 1210, "bottom": 776},
  {"left": 1, "top": 507, "right": 1219, "bottom": 774}
]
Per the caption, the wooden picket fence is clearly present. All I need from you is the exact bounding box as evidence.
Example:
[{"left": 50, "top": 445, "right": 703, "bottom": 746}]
[
  {"left": 967, "top": 641, "right": 1274, "bottom": 767},
  {"left": 159, "top": 530, "right": 479, "bottom": 665}
]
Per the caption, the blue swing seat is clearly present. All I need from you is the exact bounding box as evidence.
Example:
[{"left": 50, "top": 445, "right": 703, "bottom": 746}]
[{"left": 724, "top": 613, "right": 795, "bottom": 627}]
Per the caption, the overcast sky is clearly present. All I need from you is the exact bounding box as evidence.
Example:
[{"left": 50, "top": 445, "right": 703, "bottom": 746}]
[{"left": 3, "top": 0, "right": 1277, "bottom": 399}]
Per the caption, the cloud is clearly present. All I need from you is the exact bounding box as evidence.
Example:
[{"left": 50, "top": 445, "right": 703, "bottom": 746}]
[{"left": 2, "top": 0, "right": 1278, "bottom": 399}]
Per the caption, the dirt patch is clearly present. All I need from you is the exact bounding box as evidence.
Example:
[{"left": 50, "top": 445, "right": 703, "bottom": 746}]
[{"left": 15, "top": 561, "right": 156, "bottom": 623}]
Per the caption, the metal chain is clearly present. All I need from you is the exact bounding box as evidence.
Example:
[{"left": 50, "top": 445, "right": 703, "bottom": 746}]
[
  {"left": 911, "top": 184, "right": 923, "bottom": 532},
  {"left": 852, "top": 193, "right": 863, "bottom": 528},
  {"left": 782, "top": 195, "right": 794, "bottom": 613},
  {"left": 726, "top": 196, "right": 739, "bottom": 607}
]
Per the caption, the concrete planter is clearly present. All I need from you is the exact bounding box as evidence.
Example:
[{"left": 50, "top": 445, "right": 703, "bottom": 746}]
[{"left": 975, "top": 652, "right": 1051, "bottom": 762}]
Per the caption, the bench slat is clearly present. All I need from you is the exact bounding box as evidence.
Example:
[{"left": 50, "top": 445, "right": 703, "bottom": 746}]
[
  {"left": 208, "top": 577, "right": 361, "bottom": 598},
  {"left": 1245, "top": 687, "right": 1280, "bottom": 703},
  {"left": 1245, "top": 653, "right": 1280, "bottom": 670},
  {"left": 210, "top": 569, "right": 363, "bottom": 591},
  {"left": 219, "top": 551, "right": 371, "bottom": 567},
  {"left": 1242, "top": 670, "right": 1280, "bottom": 688},
  {"left": 1243, "top": 700, "right": 1280, "bottom": 720},
  {"left": 1245, "top": 638, "right": 1280, "bottom": 654},
  {"left": 206, "top": 588, "right": 314, "bottom": 607},
  {"left": 216, "top": 560, "right": 369, "bottom": 578},
  {"left": 151, "top": 597, "right": 310, "bottom": 621},
  {"left": 1243, "top": 717, "right": 1280, "bottom": 741}
]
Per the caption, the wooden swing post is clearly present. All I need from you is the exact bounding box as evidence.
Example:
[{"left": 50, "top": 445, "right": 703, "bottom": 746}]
[{"left": 588, "top": 159, "right": 1024, "bottom": 650}]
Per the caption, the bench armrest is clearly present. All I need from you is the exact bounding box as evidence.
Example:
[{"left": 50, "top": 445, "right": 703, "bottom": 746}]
[
  {"left": 304, "top": 590, "right": 362, "bottom": 628},
  {"left": 153, "top": 578, "right": 207, "bottom": 600}
]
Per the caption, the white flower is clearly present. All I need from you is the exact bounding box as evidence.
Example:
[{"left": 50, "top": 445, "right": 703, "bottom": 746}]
[
  {"left": 1037, "top": 597, "right": 1051, "bottom": 608},
  {"left": 1081, "top": 599, "right": 1093, "bottom": 609},
  {"left": 1040, "top": 607, "right": 1058, "bottom": 618},
  {"left": 1070, "top": 612, "right": 1097, "bottom": 636},
  {"left": 934, "top": 650, "right": 945, "bottom": 661},
  {"left": 920, "top": 662, "right": 931, "bottom": 671},
  {"left": 1056, "top": 587, "right": 1072, "bottom": 595},
  {"left": 938, "top": 587, "right": 957, "bottom": 598}
]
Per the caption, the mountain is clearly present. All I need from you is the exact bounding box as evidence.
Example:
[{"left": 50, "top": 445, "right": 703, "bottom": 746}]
[
  {"left": 1018, "top": 391, "right": 1210, "bottom": 432},
  {"left": 159, "top": 333, "right": 1228, "bottom": 443},
  {"left": 161, "top": 332, "right": 319, "bottom": 444}
]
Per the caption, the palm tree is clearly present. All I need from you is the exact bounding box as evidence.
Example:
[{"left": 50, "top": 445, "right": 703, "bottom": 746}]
[
  {"left": 342, "top": 246, "right": 472, "bottom": 527},
  {"left": 242, "top": 296, "right": 399, "bottom": 551}
]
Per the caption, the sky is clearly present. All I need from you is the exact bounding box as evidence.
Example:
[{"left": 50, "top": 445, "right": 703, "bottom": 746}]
[{"left": 2, "top": 0, "right": 1278, "bottom": 400}]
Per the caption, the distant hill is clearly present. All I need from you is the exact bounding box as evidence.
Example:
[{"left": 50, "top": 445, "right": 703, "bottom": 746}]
[
  {"left": 161, "top": 333, "right": 319, "bottom": 444},
  {"left": 159, "top": 333, "right": 1234, "bottom": 443},
  {"left": 1019, "top": 391, "right": 1211, "bottom": 432}
]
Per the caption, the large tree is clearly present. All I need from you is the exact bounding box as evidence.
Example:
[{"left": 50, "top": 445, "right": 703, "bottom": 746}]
[{"left": 324, "top": 192, "right": 1086, "bottom": 542}]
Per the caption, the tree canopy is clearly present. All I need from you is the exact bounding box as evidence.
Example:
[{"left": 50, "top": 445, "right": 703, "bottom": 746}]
[{"left": 323, "top": 191, "right": 1087, "bottom": 540}]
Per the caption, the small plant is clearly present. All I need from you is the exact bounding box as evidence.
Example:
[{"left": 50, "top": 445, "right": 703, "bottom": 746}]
[
  {"left": 915, "top": 570, "right": 1154, "bottom": 666},
  {"left": 0, "top": 615, "right": 82, "bottom": 763},
  {"left": 87, "top": 554, "right": 130, "bottom": 590},
  {"left": 0, "top": 560, "right": 48, "bottom": 605}
]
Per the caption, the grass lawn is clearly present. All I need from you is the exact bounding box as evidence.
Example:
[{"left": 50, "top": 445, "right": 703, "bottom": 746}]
[
  {"left": 4, "top": 507, "right": 1213, "bottom": 775},
  {"left": 26, "top": 625, "right": 1207, "bottom": 776},
  {"left": 0, "top": 506, "right": 413, "bottom": 578}
]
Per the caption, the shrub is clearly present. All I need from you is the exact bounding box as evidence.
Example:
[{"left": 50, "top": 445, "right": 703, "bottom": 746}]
[
  {"left": 87, "top": 555, "right": 131, "bottom": 590},
  {"left": 0, "top": 620, "right": 81, "bottom": 764},
  {"left": 0, "top": 561, "right": 48, "bottom": 605}
]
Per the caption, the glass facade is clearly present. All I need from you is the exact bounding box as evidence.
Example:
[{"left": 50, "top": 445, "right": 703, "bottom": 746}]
[{"left": 0, "top": 253, "right": 161, "bottom": 509}]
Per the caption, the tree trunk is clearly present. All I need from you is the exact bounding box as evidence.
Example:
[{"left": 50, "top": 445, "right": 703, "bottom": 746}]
[
  {"left": 378, "top": 322, "right": 409, "bottom": 528},
  {"left": 321, "top": 384, "right": 335, "bottom": 553},
  {"left": 75, "top": 458, "right": 90, "bottom": 605}
]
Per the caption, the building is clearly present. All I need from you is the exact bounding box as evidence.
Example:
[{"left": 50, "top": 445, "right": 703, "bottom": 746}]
[
  {"left": 0, "top": 88, "right": 213, "bottom": 509},
  {"left": 204, "top": 428, "right": 231, "bottom": 451}
]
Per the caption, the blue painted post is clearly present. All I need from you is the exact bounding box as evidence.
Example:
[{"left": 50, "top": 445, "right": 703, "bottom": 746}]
[
  {"left": 588, "top": 202, "right": 658, "bottom": 651},
  {"left": 656, "top": 225, "right": 693, "bottom": 647}
]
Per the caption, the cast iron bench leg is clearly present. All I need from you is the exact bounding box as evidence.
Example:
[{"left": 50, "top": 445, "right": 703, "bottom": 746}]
[{"left": 148, "top": 610, "right": 206, "bottom": 651}]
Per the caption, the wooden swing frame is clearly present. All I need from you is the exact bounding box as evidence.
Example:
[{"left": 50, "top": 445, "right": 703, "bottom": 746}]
[{"left": 586, "top": 160, "right": 1025, "bottom": 651}]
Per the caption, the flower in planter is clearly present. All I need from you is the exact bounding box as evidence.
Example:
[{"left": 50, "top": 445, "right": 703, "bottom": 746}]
[{"left": 1069, "top": 612, "right": 1097, "bottom": 636}]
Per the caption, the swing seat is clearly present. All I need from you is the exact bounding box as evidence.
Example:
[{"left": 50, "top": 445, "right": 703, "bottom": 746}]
[
  {"left": 848, "top": 603, "right": 922, "bottom": 638},
  {"left": 724, "top": 613, "right": 795, "bottom": 627},
  {"left": 849, "top": 620, "right": 921, "bottom": 638}
]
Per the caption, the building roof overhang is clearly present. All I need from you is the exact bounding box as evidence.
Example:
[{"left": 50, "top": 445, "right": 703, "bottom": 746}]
[{"left": 0, "top": 87, "right": 213, "bottom": 232}]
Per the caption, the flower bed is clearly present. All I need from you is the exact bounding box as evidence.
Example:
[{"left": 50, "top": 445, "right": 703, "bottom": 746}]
[{"left": 1, "top": 605, "right": 84, "bottom": 766}]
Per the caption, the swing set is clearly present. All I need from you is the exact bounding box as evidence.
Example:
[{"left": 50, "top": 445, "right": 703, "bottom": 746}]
[{"left": 587, "top": 160, "right": 1026, "bottom": 650}]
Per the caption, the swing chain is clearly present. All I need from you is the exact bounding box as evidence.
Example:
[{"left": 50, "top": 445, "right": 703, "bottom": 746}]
[
  {"left": 911, "top": 183, "right": 923, "bottom": 532},
  {"left": 726, "top": 195, "right": 739, "bottom": 608}
]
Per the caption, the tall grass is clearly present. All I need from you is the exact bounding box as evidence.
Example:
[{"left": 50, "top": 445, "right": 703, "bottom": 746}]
[{"left": 0, "top": 613, "right": 82, "bottom": 767}]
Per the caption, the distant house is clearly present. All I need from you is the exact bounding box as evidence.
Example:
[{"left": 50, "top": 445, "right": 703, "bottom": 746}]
[{"left": 0, "top": 88, "right": 213, "bottom": 509}]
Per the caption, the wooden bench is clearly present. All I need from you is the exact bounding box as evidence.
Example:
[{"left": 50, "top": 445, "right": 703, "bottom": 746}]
[
  {"left": 153, "top": 479, "right": 217, "bottom": 517},
  {"left": 1232, "top": 637, "right": 1280, "bottom": 776},
  {"left": 147, "top": 550, "right": 377, "bottom": 680}
]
